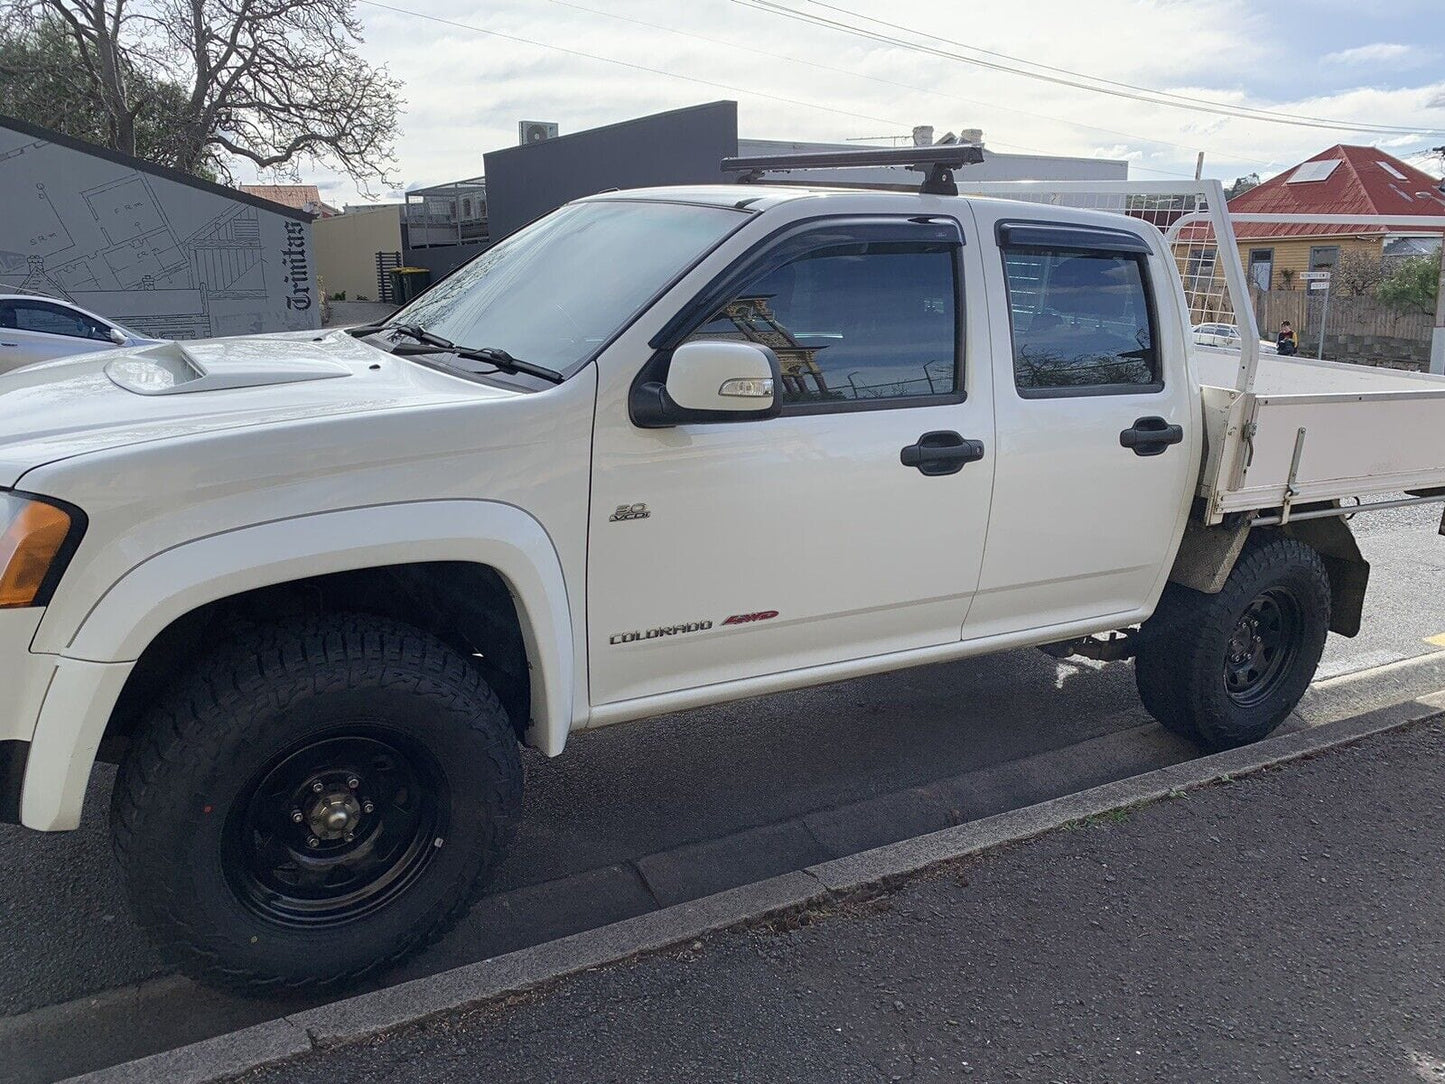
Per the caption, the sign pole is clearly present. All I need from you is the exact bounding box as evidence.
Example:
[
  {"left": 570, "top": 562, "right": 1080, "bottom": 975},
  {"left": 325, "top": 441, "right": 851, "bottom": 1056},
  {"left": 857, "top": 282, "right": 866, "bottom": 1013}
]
[
  {"left": 1431, "top": 242, "right": 1445, "bottom": 375},
  {"left": 1300, "top": 271, "right": 1333, "bottom": 360}
]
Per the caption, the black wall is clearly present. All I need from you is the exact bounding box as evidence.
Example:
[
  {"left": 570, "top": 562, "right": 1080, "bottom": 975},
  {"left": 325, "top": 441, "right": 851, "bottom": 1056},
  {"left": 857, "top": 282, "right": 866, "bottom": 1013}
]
[
  {"left": 482, "top": 101, "right": 739, "bottom": 242},
  {"left": 401, "top": 242, "right": 487, "bottom": 282}
]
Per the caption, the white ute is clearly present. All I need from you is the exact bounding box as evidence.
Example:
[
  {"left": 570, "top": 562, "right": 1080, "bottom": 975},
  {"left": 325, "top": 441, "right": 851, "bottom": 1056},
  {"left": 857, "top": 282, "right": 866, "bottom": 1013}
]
[{"left": 3, "top": 149, "right": 1444, "bottom": 992}]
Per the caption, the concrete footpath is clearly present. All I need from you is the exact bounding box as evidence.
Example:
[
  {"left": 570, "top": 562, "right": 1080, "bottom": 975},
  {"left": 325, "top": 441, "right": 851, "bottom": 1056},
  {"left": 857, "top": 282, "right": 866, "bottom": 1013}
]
[{"left": 235, "top": 716, "right": 1445, "bottom": 1084}]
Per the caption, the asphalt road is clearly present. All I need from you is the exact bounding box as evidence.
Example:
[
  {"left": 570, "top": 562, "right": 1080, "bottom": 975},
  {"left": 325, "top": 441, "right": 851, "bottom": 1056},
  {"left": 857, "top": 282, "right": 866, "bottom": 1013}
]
[
  {"left": 250, "top": 714, "right": 1445, "bottom": 1084},
  {"left": 2, "top": 506, "right": 1444, "bottom": 1080}
]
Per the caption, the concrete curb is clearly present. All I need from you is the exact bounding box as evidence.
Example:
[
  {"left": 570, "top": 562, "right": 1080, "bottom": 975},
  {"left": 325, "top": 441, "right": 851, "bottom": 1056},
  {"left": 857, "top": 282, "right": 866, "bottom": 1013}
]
[{"left": 66, "top": 699, "right": 1444, "bottom": 1084}]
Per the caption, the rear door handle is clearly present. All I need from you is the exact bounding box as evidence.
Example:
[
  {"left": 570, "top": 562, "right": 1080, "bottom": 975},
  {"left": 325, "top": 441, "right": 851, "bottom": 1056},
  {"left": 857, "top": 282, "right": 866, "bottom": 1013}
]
[
  {"left": 1119, "top": 416, "right": 1183, "bottom": 457},
  {"left": 900, "top": 430, "right": 986, "bottom": 476}
]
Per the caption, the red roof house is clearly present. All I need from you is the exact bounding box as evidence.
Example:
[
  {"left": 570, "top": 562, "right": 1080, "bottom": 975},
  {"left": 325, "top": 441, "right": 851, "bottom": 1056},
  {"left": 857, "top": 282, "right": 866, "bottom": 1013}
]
[
  {"left": 1229, "top": 145, "right": 1445, "bottom": 239},
  {"left": 1223, "top": 146, "right": 1444, "bottom": 289}
]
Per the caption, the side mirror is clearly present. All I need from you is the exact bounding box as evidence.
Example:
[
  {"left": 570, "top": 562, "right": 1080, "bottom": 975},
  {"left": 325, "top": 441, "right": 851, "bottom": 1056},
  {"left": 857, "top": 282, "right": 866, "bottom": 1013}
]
[
  {"left": 631, "top": 340, "right": 782, "bottom": 428},
  {"left": 108, "top": 327, "right": 127, "bottom": 346}
]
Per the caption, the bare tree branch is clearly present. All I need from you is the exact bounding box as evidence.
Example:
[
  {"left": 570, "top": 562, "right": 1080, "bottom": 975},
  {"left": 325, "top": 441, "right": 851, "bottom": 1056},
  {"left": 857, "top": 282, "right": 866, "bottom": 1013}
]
[{"left": 1, "top": 0, "right": 401, "bottom": 187}]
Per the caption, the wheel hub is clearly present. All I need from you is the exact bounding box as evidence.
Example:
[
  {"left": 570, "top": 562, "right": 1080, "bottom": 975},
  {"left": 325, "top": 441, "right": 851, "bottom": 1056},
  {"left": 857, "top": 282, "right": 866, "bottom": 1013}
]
[{"left": 306, "top": 787, "right": 363, "bottom": 841}]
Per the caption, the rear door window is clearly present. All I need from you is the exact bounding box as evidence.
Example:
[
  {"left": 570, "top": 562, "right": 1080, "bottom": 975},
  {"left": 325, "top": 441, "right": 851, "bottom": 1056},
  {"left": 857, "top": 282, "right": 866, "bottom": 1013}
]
[{"left": 1002, "top": 245, "right": 1160, "bottom": 396}]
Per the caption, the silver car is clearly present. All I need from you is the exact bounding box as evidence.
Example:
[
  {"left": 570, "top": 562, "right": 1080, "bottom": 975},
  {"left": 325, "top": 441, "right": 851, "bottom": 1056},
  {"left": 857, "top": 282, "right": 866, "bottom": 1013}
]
[{"left": 0, "top": 294, "right": 161, "bottom": 373}]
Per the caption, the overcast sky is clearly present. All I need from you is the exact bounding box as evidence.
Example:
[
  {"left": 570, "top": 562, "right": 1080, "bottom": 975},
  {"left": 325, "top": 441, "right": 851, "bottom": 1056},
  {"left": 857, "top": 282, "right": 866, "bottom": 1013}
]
[{"left": 259, "top": 0, "right": 1445, "bottom": 207}]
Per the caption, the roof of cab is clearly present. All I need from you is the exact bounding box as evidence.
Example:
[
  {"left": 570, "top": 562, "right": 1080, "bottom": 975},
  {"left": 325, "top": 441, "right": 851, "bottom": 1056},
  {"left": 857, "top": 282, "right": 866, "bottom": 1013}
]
[
  {"left": 578, "top": 184, "right": 1164, "bottom": 247},
  {"left": 578, "top": 184, "right": 833, "bottom": 212}
]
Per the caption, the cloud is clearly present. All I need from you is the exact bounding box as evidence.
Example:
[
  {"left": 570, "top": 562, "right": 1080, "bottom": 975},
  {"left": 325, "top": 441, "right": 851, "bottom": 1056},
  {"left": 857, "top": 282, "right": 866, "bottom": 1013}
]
[
  {"left": 252, "top": 0, "right": 1445, "bottom": 207},
  {"left": 1324, "top": 42, "right": 1426, "bottom": 66}
]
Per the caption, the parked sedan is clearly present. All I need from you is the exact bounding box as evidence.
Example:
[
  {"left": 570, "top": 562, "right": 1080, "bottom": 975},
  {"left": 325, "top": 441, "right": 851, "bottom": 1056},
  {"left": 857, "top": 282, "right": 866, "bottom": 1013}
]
[
  {"left": 0, "top": 294, "right": 161, "bottom": 373},
  {"left": 1191, "top": 322, "right": 1278, "bottom": 354}
]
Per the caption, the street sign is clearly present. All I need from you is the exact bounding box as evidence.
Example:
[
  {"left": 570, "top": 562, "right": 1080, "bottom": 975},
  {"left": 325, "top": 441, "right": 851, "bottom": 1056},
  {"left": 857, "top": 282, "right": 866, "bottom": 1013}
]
[
  {"left": 1309, "top": 281, "right": 1329, "bottom": 291},
  {"left": 1300, "top": 271, "right": 1332, "bottom": 281}
]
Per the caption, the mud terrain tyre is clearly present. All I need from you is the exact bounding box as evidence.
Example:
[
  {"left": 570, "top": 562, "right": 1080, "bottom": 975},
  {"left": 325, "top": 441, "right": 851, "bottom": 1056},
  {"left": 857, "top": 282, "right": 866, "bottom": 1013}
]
[
  {"left": 1134, "top": 534, "right": 1330, "bottom": 751},
  {"left": 110, "top": 613, "right": 522, "bottom": 994}
]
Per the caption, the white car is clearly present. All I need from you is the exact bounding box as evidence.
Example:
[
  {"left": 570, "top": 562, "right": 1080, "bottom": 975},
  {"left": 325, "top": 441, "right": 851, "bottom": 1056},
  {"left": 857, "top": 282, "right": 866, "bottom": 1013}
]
[
  {"left": 1, "top": 174, "right": 1443, "bottom": 994},
  {"left": 1191, "top": 321, "right": 1278, "bottom": 354},
  {"left": 0, "top": 294, "right": 160, "bottom": 372}
]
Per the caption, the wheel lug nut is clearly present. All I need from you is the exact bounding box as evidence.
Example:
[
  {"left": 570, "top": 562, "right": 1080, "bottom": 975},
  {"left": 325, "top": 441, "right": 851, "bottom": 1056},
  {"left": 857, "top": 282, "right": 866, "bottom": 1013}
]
[
  {"left": 362, "top": 800, "right": 375, "bottom": 814},
  {"left": 347, "top": 777, "right": 360, "bottom": 789},
  {"left": 344, "top": 832, "right": 355, "bottom": 843},
  {"left": 306, "top": 836, "right": 320, "bottom": 849},
  {"left": 311, "top": 781, "right": 324, "bottom": 794},
  {"left": 290, "top": 810, "right": 304, "bottom": 824}
]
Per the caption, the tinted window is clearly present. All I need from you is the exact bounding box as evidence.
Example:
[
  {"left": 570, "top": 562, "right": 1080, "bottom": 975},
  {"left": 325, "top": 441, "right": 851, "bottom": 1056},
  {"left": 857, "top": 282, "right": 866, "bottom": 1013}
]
[
  {"left": 11, "top": 301, "right": 110, "bottom": 340},
  {"left": 685, "top": 241, "right": 958, "bottom": 407},
  {"left": 1003, "top": 248, "right": 1158, "bottom": 393}
]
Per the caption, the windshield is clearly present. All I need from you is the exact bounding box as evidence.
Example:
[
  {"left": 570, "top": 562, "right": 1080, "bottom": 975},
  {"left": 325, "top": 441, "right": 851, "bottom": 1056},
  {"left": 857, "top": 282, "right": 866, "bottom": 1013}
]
[{"left": 384, "top": 199, "right": 748, "bottom": 374}]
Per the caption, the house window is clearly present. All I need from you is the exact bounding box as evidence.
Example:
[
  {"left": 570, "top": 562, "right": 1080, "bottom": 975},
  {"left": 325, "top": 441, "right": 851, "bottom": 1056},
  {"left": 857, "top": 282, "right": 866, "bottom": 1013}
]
[
  {"left": 1309, "top": 245, "right": 1340, "bottom": 271},
  {"left": 1185, "top": 246, "right": 1217, "bottom": 297},
  {"left": 1249, "top": 249, "right": 1274, "bottom": 291}
]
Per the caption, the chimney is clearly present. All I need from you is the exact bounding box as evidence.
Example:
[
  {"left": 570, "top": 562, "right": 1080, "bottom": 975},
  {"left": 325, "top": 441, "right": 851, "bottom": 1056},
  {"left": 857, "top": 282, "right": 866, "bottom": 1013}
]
[
  {"left": 961, "top": 128, "right": 984, "bottom": 147},
  {"left": 911, "top": 125, "right": 934, "bottom": 147}
]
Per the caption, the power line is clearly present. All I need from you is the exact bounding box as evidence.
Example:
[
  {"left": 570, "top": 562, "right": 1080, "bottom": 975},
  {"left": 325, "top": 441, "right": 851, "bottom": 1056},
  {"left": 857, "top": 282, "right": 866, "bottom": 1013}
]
[
  {"left": 536, "top": 0, "right": 1279, "bottom": 172},
  {"left": 359, "top": 0, "right": 1261, "bottom": 182},
  {"left": 733, "top": 0, "right": 1445, "bottom": 138},
  {"left": 355, "top": 0, "right": 909, "bottom": 130},
  {"left": 795, "top": 0, "right": 1439, "bottom": 133}
]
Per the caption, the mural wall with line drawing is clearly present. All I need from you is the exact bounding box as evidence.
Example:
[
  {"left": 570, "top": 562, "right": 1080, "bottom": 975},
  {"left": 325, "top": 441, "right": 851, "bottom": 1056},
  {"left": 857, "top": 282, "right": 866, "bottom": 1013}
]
[{"left": 0, "top": 119, "right": 319, "bottom": 339}]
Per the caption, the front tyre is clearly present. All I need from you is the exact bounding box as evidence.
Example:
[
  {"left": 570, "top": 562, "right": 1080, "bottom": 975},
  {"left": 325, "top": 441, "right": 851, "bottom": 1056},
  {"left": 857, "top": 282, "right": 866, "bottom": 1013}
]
[
  {"left": 110, "top": 614, "right": 523, "bottom": 994},
  {"left": 1134, "top": 535, "right": 1331, "bottom": 751}
]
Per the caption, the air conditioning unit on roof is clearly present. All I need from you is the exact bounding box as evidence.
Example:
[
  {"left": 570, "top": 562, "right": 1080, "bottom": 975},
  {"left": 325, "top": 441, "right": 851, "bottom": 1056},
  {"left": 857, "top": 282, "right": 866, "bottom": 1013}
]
[{"left": 519, "top": 121, "right": 559, "bottom": 145}]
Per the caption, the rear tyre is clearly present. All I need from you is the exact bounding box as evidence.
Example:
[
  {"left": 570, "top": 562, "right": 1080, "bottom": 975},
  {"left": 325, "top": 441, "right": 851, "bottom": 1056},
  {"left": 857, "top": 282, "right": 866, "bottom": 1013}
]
[
  {"left": 110, "top": 613, "right": 523, "bottom": 994},
  {"left": 1134, "top": 534, "right": 1330, "bottom": 751}
]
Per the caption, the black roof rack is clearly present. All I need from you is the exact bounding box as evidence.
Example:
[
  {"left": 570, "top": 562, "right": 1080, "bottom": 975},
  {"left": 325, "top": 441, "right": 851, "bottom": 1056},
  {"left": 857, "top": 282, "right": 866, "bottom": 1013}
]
[{"left": 720, "top": 145, "right": 984, "bottom": 196}]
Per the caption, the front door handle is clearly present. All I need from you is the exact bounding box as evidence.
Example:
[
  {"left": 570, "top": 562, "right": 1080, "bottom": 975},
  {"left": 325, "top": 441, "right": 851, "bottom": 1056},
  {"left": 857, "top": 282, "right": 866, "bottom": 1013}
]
[
  {"left": 900, "top": 430, "right": 986, "bottom": 476},
  {"left": 1119, "top": 416, "right": 1183, "bottom": 457}
]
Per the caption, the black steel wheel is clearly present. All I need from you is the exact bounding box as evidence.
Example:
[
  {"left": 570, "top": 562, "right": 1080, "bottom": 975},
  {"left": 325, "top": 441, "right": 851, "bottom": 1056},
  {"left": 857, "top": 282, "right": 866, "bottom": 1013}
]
[
  {"left": 1223, "top": 588, "right": 1302, "bottom": 708},
  {"left": 1135, "top": 534, "right": 1330, "bottom": 751},
  {"left": 224, "top": 730, "right": 449, "bottom": 928},
  {"left": 112, "top": 614, "right": 522, "bottom": 994}
]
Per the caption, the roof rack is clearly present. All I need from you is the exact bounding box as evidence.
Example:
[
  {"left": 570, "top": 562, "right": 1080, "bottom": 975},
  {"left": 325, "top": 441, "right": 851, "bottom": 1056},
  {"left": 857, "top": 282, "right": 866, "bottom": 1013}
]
[{"left": 720, "top": 145, "right": 985, "bottom": 196}]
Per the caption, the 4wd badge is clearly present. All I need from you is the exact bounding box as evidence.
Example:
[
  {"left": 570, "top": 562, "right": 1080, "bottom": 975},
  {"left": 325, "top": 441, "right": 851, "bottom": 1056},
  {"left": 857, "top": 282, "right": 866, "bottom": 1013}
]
[
  {"left": 722, "top": 611, "right": 779, "bottom": 625},
  {"left": 609, "top": 503, "right": 650, "bottom": 522}
]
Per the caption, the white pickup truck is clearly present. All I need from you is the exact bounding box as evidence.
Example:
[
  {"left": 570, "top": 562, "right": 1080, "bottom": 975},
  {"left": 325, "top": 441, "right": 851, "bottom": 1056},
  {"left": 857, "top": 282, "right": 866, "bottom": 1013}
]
[{"left": 3, "top": 158, "right": 1444, "bottom": 992}]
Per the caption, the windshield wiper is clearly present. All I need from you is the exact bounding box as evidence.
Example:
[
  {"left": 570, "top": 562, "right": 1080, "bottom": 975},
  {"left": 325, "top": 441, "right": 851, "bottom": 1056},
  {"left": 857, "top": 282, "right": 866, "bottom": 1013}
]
[
  {"left": 389, "top": 341, "right": 566, "bottom": 385},
  {"left": 346, "top": 322, "right": 453, "bottom": 348}
]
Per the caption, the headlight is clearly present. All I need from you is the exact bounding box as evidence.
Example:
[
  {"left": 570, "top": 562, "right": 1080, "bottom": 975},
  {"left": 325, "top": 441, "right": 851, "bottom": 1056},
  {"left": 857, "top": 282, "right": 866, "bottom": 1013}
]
[{"left": 0, "top": 493, "right": 86, "bottom": 609}]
